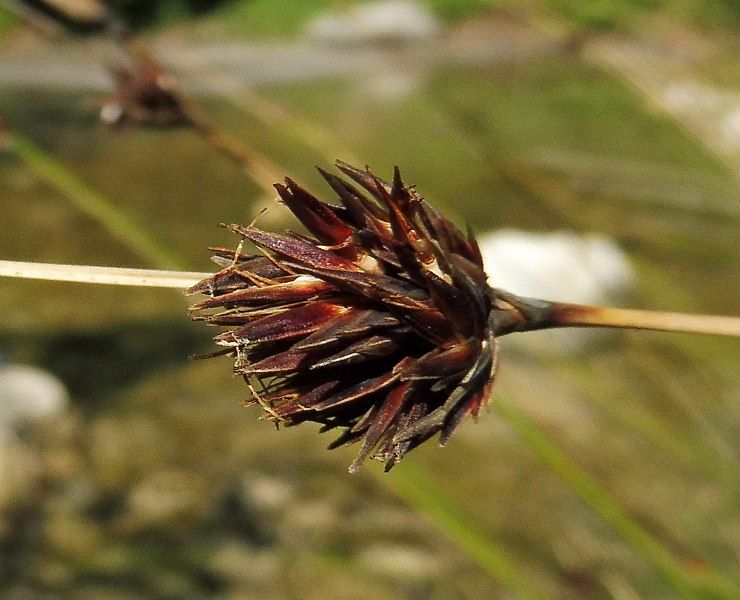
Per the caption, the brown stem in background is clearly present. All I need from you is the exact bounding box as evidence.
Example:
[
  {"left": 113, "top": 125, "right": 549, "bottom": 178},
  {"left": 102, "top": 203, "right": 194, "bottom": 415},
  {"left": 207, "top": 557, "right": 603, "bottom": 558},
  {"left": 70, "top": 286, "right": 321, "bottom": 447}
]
[
  {"left": 183, "top": 106, "right": 282, "bottom": 193},
  {"left": 1, "top": 2, "right": 283, "bottom": 194},
  {"left": 114, "top": 35, "right": 283, "bottom": 195}
]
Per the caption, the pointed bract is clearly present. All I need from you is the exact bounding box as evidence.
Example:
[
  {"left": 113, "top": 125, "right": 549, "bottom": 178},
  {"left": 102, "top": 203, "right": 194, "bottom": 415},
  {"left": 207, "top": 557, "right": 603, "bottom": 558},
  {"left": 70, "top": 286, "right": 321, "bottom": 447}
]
[{"left": 190, "top": 163, "right": 515, "bottom": 472}]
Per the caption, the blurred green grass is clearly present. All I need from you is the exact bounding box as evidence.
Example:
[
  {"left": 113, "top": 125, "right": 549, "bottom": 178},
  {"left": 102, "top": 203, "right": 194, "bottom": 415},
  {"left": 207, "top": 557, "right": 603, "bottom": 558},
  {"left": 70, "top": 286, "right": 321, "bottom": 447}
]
[
  {"left": 0, "top": 3, "right": 738, "bottom": 598},
  {"left": 198, "top": 0, "right": 739, "bottom": 39}
]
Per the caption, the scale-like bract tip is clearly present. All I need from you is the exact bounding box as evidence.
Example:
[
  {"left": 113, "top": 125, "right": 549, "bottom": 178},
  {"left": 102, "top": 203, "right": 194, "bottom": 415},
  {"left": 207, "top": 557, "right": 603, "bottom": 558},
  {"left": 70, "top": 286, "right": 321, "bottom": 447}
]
[{"left": 190, "top": 163, "right": 528, "bottom": 472}]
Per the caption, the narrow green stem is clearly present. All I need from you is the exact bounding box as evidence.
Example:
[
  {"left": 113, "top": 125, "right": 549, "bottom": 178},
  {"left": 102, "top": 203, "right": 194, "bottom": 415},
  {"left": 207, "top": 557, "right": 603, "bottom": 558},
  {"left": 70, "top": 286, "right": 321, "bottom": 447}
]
[
  {"left": 2, "top": 132, "right": 186, "bottom": 270},
  {"left": 495, "top": 398, "right": 739, "bottom": 598},
  {"left": 378, "top": 462, "right": 547, "bottom": 599}
]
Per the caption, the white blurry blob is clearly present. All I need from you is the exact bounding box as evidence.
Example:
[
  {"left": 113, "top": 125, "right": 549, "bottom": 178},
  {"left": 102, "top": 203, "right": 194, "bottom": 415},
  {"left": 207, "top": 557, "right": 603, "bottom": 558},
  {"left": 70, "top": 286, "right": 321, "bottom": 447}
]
[
  {"left": 480, "top": 230, "right": 634, "bottom": 304},
  {"left": 366, "top": 70, "right": 422, "bottom": 101},
  {"left": 306, "top": 0, "right": 440, "bottom": 45},
  {"left": 721, "top": 107, "right": 740, "bottom": 147},
  {"left": 358, "top": 544, "right": 441, "bottom": 581},
  {"left": 0, "top": 365, "right": 68, "bottom": 439},
  {"left": 662, "top": 82, "right": 740, "bottom": 150},
  {"left": 99, "top": 102, "right": 124, "bottom": 126},
  {"left": 662, "top": 82, "right": 722, "bottom": 111},
  {"left": 0, "top": 365, "right": 68, "bottom": 503},
  {"left": 478, "top": 230, "right": 635, "bottom": 353}
]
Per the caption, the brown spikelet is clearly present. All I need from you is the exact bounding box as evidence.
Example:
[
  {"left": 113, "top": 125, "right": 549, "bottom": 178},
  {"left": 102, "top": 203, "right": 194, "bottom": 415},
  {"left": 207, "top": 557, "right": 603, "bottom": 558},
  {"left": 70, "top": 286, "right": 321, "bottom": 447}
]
[
  {"left": 189, "top": 162, "right": 550, "bottom": 472},
  {"left": 101, "top": 49, "right": 189, "bottom": 128}
]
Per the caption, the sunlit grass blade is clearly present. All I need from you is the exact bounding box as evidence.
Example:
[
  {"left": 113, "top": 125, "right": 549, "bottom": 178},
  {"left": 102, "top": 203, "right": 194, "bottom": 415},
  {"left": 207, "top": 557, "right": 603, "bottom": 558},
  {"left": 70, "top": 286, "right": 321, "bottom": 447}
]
[
  {"left": 377, "top": 461, "right": 547, "bottom": 599},
  {"left": 626, "top": 334, "right": 736, "bottom": 463},
  {"left": 195, "top": 72, "right": 362, "bottom": 167},
  {"left": 494, "top": 398, "right": 739, "bottom": 598},
  {"left": 566, "top": 362, "right": 733, "bottom": 485},
  {"left": 3, "top": 131, "right": 185, "bottom": 270}
]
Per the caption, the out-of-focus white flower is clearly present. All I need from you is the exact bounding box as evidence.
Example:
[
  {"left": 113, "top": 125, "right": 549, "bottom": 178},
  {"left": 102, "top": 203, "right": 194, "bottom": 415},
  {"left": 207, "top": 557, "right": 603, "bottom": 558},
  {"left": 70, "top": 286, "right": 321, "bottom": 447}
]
[
  {"left": 478, "top": 229, "right": 635, "bottom": 352},
  {"left": 479, "top": 229, "right": 634, "bottom": 305}
]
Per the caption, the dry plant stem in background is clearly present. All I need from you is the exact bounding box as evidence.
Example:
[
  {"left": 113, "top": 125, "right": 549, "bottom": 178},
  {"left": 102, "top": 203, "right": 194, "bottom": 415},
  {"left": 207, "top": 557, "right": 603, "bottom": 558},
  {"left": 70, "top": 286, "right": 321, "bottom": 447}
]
[
  {"left": 1, "top": 8, "right": 294, "bottom": 194},
  {"left": 0, "top": 0, "right": 64, "bottom": 37},
  {"left": 106, "top": 37, "right": 282, "bottom": 195},
  {"left": 184, "top": 107, "right": 282, "bottom": 193}
]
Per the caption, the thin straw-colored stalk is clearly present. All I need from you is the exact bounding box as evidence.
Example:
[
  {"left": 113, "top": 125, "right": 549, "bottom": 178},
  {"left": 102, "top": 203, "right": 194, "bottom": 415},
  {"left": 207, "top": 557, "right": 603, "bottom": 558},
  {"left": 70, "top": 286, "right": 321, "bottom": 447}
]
[
  {"left": 495, "top": 398, "right": 740, "bottom": 598},
  {"left": 2, "top": 132, "right": 186, "bottom": 270},
  {"left": 546, "top": 301, "right": 740, "bottom": 337},
  {"left": 0, "top": 260, "right": 207, "bottom": 289},
  {"left": 3, "top": 261, "right": 738, "bottom": 337}
]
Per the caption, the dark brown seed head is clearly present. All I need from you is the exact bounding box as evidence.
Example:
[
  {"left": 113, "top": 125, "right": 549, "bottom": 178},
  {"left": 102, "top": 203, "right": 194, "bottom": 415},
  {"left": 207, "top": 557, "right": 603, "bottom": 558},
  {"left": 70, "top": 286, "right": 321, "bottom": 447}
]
[
  {"left": 189, "top": 162, "right": 549, "bottom": 472},
  {"left": 101, "top": 52, "right": 189, "bottom": 128}
]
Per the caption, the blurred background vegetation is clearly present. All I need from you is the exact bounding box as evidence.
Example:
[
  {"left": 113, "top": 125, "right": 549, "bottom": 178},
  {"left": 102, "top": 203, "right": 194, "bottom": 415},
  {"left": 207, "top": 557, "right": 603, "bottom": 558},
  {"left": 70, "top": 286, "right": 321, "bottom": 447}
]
[{"left": 0, "top": 1, "right": 738, "bottom": 598}]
